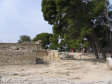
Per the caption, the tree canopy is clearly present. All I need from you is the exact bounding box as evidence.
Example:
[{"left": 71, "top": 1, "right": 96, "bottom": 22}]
[
  {"left": 18, "top": 35, "right": 31, "bottom": 43},
  {"left": 32, "top": 33, "right": 53, "bottom": 49},
  {"left": 42, "top": 0, "right": 112, "bottom": 59}
]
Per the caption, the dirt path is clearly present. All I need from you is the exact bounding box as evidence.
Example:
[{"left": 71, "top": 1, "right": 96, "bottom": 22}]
[{"left": 0, "top": 53, "right": 112, "bottom": 82}]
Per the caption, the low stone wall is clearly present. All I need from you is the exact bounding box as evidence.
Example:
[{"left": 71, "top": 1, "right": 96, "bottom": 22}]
[
  {"left": 0, "top": 50, "right": 37, "bottom": 65},
  {"left": 0, "top": 42, "right": 42, "bottom": 51},
  {"left": 47, "top": 51, "right": 77, "bottom": 60},
  {"left": 0, "top": 49, "right": 51, "bottom": 65},
  {"left": 47, "top": 50, "right": 60, "bottom": 61},
  {"left": 0, "top": 42, "right": 84, "bottom": 65},
  {"left": 36, "top": 51, "right": 49, "bottom": 63},
  {"left": 0, "top": 42, "right": 44, "bottom": 65}
]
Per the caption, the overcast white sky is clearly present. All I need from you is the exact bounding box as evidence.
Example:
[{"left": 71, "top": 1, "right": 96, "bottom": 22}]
[
  {"left": 0, "top": 0, "right": 112, "bottom": 43},
  {"left": 0, "top": 0, "right": 52, "bottom": 43}
]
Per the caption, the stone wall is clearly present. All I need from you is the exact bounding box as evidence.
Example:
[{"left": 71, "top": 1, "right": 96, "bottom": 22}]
[
  {"left": 0, "top": 50, "right": 36, "bottom": 65},
  {"left": 0, "top": 42, "right": 76, "bottom": 65},
  {"left": 0, "top": 42, "right": 46, "bottom": 65},
  {"left": 47, "top": 50, "right": 60, "bottom": 61},
  {"left": 47, "top": 50, "right": 76, "bottom": 60},
  {"left": 0, "top": 42, "right": 42, "bottom": 51},
  {"left": 0, "top": 42, "right": 62, "bottom": 65}
]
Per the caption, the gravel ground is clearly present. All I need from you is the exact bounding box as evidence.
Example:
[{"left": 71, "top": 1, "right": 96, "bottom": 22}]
[{"left": 0, "top": 53, "right": 112, "bottom": 84}]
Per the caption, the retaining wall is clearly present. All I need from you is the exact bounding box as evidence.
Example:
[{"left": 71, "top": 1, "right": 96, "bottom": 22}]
[{"left": 0, "top": 42, "right": 45, "bottom": 65}]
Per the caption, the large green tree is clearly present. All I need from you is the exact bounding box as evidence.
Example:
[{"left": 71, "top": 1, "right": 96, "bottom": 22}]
[
  {"left": 33, "top": 33, "right": 53, "bottom": 49},
  {"left": 42, "top": 0, "right": 111, "bottom": 59},
  {"left": 49, "top": 33, "right": 59, "bottom": 50},
  {"left": 18, "top": 35, "right": 31, "bottom": 43}
]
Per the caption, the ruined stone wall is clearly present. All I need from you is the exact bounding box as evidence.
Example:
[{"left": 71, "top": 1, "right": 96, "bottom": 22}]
[
  {"left": 0, "top": 42, "right": 61, "bottom": 65},
  {"left": 0, "top": 42, "right": 42, "bottom": 51},
  {"left": 0, "top": 42, "right": 44, "bottom": 65},
  {"left": 47, "top": 50, "right": 60, "bottom": 61},
  {"left": 0, "top": 42, "right": 76, "bottom": 65},
  {"left": 0, "top": 50, "right": 36, "bottom": 65}
]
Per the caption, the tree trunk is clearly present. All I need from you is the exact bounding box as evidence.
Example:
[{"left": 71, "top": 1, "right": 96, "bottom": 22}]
[
  {"left": 90, "top": 35, "right": 99, "bottom": 59},
  {"left": 105, "top": 0, "right": 112, "bottom": 50},
  {"left": 94, "top": 42, "right": 99, "bottom": 59},
  {"left": 92, "top": 32, "right": 106, "bottom": 60}
]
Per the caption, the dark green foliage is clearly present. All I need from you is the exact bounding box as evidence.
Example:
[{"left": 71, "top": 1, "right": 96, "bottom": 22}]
[
  {"left": 42, "top": 0, "right": 111, "bottom": 59},
  {"left": 41, "top": 0, "right": 57, "bottom": 24},
  {"left": 49, "top": 33, "right": 58, "bottom": 49},
  {"left": 58, "top": 40, "right": 66, "bottom": 51},
  {"left": 18, "top": 35, "right": 31, "bottom": 43},
  {"left": 49, "top": 43, "right": 58, "bottom": 50},
  {"left": 33, "top": 33, "right": 53, "bottom": 49}
]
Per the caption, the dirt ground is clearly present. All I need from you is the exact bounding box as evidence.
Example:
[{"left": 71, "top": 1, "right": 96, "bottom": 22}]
[{"left": 0, "top": 53, "right": 112, "bottom": 82}]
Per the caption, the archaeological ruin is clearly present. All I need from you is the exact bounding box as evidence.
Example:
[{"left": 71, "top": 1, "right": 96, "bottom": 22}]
[
  {"left": 0, "top": 41, "right": 49, "bottom": 65},
  {"left": 0, "top": 40, "right": 76, "bottom": 65}
]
